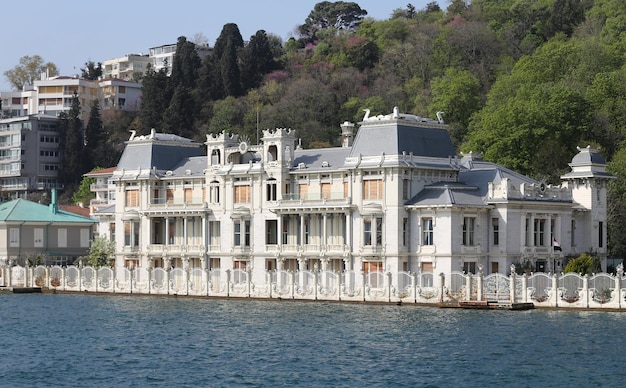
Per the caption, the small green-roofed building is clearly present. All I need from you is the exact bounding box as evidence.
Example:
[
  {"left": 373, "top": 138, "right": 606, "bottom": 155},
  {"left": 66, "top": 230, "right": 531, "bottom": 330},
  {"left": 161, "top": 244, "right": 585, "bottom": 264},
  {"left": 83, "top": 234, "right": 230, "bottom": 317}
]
[{"left": 0, "top": 192, "right": 97, "bottom": 266}]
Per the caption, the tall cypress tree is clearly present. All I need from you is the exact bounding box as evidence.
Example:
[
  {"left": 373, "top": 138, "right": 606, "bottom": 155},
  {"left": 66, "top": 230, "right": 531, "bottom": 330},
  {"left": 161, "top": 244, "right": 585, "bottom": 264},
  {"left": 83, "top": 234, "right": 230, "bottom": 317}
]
[
  {"left": 169, "top": 36, "right": 201, "bottom": 91},
  {"left": 59, "top": 92, "right": 83, "bottom": 187},
  {"left": 162, "top": 85, "right": 196, "bottom": 139},
  {"left": 84, "top": 100, "right": 105, "bottom": 169},
  {"left": 137, "top": 64, "right": 170, "bottom": 130},
  {"left": 240, "top": 30, "right": 275, "bottom": 92},
  {"left": 211, "top": 23, "right": 244, "bottom": 99}
]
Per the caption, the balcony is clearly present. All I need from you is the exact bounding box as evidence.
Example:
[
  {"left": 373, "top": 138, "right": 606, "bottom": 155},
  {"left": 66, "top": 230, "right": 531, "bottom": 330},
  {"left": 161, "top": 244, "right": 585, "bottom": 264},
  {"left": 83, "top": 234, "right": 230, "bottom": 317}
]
[
  {"left": 461, "top": 245, "right": 481, "bottom": 254},
  {"left": 90, "top": 183, "right": 113, "bottom": 191}
]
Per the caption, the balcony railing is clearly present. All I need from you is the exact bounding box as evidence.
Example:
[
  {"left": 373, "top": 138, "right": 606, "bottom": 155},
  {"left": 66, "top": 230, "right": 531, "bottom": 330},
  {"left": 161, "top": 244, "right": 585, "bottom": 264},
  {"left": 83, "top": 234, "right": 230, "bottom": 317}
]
[{"left": 150, "top": 197, "right": 205, "bottom": 206}]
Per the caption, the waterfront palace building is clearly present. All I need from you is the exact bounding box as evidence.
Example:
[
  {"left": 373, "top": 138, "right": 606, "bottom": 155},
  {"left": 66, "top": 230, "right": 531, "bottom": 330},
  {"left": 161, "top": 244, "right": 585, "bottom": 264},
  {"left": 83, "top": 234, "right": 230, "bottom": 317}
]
[{"left": 96, "top": 107, "right": 612, "bottom": 282}]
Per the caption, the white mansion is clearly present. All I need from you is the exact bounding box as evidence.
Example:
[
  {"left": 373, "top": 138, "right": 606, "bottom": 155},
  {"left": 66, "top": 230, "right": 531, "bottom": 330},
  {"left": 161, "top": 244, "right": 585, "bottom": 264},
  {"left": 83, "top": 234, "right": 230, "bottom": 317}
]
[{"left": 96, "top": 108, "right": 612, "bottom": 283}]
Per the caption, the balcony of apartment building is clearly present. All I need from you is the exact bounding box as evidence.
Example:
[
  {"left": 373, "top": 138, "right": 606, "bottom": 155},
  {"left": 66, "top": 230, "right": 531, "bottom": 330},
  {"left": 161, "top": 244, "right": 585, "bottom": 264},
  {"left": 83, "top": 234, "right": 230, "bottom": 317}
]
[
  {"left": 0, "top": 178, "right": 28, "bottom": 191},
  {"left": 35, "top": 181, "right": 63, "bottom": 191}
]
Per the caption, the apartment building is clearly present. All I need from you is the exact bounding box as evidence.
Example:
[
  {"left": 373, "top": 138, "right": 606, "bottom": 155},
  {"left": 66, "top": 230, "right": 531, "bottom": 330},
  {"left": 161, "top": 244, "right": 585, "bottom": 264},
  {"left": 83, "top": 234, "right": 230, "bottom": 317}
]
[
  {"left": 149, "top": 43, "right": 212, "bottom": 75},
  {"left": 97, "top": 108, "right": 612, "bottom": 285},
  {"left": 0, "top": 75, "right": 142, "bottom": 121},
  {"left": 0, "top": 114, "right": 63, "bottom": 200},
  {"left": 103, "top": 54, "right": 151, "bottom": 81}
]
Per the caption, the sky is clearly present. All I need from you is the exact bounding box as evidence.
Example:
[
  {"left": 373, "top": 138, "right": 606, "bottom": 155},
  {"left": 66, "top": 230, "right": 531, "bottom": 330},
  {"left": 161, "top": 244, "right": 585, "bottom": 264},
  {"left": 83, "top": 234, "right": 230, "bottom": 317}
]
[{"left": 0, "top": 0, "right": 437, "bottom": 91}]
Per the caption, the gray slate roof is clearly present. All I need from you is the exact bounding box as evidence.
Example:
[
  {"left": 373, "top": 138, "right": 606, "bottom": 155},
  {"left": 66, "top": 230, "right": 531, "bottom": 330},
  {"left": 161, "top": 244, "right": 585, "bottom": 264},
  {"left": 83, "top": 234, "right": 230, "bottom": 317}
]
[
  {"left": 116, "top": 138, "right": 204, "bottom": 173},
  {"left": 293, "top": 148, "right": 351, "bottom": 171},
  {"left": 349, "top": 121, "right": 455, "bottom": 158}
]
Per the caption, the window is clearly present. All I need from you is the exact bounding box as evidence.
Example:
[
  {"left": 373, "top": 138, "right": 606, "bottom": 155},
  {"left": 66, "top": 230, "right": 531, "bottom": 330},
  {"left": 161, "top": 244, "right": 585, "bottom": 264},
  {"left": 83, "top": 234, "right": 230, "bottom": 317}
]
[
  {"left": 422, "top": 218, "right": 433, "bottom": 245},
  {"left": 234, "top": 184, "right": 251, "bottom": 203},
  {"left": 166, "top": 187, "right": 174, "bottom": 204},
  {"left": 599, "top": 221, "right": 604, "bottom": 248},
  {"left": 209, "top": 181, "right": 220, "bottom": 204},
  {"left": 363, "top": 261, "right": 383, "bottom": 273},
  {"left": 124, "top": 221, "right": 139, "bottom": 247},
  {"left": 58, "top": 228, "right": 67, "bottom": 248},
  {"left": 492, "top": 218, "right": 499, "bottom": 246},
  {"left": 80, "top": 228, "right": 90, "bottom": 248},
  {"left": 363, "top": 179, "right": 383, "bottom": 200},
  {"left": 321, "top": 182, "right": 331, "bottom": 200},
  {"left": 463, "top": 217, "right": 475, "bottom": 246},
  {"left": 533, "top": 219, "right": 545, "bottom": 246},
  {"left": 34, "top": 228, "right": 44, "bottom": 248},
  {"left": 266, "top": 179, "right": 277, "bottom": 201},
  {"left": 364, "top": 218, "right": 372, "bottom": 245},
  {"left": 266, "top": 220, "right": 278, "bottom": 244},
  {"left": 364, "top": 216, "right": 383, "bottom": 246},
  {"left": 234, "top": 220, "right": 251, "bottom": 246},
  {"left": 209, "top": 221, "right": 220, "bottom": 246},
  {"left": 125, "top": 189, "right": 139, "bottom": 207},
  {"left": 282, "top": 216, "right": 290, "bottom": 244},
  {"left": 463, "top": 262, "right": 476, "bottom": 274},
  {"left": 184, "top": 188, "right": 193, "bottom": 204},
  {"left": 402, "top": 218, "right": 408, "bottom": 246},
  {"left": 9, "top": 228, "right": 19, "bottom": 247},
  {"left": 303, "top": 216, "right": 310, "bottom": 244},
  {"left": 298, "top": 183, "right": 308, "bottom": 200}
]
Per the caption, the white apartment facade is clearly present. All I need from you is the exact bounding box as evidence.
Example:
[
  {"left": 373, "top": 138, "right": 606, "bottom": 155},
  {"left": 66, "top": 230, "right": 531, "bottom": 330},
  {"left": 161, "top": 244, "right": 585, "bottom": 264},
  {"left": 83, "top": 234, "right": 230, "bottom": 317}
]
[
  {"left": 98, "top": 108, "right": 612, "bottom": 285},
  {"left": 1, "top": 75, "right": 142, "bottom": 121},
  {"left": 103, "top": 54, "right": 151, "bottom": 81}
]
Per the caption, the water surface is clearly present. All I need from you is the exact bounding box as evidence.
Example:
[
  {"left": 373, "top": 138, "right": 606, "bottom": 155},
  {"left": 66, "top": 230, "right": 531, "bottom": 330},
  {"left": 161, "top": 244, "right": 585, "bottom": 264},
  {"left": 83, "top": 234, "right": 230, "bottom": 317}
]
[{"left": 1, "top": 294, "right": 624, "bottom": 387}]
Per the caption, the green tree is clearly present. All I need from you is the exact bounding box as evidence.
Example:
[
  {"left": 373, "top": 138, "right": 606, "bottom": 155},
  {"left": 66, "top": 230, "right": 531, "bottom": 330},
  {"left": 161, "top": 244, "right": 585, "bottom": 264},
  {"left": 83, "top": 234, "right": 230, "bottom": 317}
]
[
  {"left": 240, "top": 30, "right": 276, "bottom": 92},
  {"left": 3, "top": 55, "right": 58, "bottom": 90},
  {"left": 137, "top": 64, "right": 170, "bottom": 130},
  {"left": 463, "top": 40, "right": 591, "bottom": 181},
  {"left": 299, "top": 1, "right": 368, "bottom": 41},
  {"left": 207, "top": 23, "right": 245, "bottom": 100},
  {"left": 607, "top": 147, "right": 626, "bottom": 259},
  {"left": 169, "top": 36, "right": 201, "bottom": 91},
  {"left": 59, "top": 92, "right": 84, "bottom": 187},
  {"left": 563, "top": 253, "right": 601, "bottom": 275},
  {"left": 162, "top": 86, "right": 196, "bottom": 139},
  {"left": 429, "top": 68, "right": 480, "bottom": 129},
  {"left": 84, "top": 100, "right": 105, "bottom": 170},
  {"left": 81, "top": 61, "right": 103, "bottom": 80},
  {"left": 84, "top": 236, "right": 116, "bottom": 268},
  {"left": 72, "top": 175, "right": 96, "bottom": 205}
]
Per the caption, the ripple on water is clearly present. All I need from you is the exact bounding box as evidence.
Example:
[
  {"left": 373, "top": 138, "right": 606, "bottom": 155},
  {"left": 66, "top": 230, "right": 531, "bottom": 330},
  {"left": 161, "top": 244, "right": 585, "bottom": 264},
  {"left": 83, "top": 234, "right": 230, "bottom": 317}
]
[{"left": 2, "top": 294, "right": 626, "bottom": 387}]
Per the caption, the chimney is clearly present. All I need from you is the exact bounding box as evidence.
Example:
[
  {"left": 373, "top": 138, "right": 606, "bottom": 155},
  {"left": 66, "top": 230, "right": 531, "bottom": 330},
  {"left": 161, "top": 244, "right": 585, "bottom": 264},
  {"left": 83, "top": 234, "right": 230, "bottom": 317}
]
[{"left": 49, "top": 188, "right": 58, "bottom": 214}]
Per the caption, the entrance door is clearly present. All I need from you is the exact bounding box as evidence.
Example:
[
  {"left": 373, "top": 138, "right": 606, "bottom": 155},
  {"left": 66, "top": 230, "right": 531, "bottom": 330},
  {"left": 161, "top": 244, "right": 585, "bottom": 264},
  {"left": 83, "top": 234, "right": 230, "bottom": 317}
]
[{"left": 536, "top": 260, "right": 546, "bottom": 272}]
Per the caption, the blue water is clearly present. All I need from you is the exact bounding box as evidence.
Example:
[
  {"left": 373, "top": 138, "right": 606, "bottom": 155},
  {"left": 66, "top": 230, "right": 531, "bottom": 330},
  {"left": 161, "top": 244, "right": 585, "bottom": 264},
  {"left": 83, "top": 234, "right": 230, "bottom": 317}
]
[{"left": 1, "top": 294, "right": 625, "bottom": 387}]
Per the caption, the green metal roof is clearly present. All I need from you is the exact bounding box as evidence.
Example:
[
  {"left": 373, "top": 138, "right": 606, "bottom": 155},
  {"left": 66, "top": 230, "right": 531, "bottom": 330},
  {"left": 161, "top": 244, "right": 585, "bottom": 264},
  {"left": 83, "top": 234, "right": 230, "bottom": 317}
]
[{"left": 0, "top": 199, "right": 96, "bottom": 223}]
